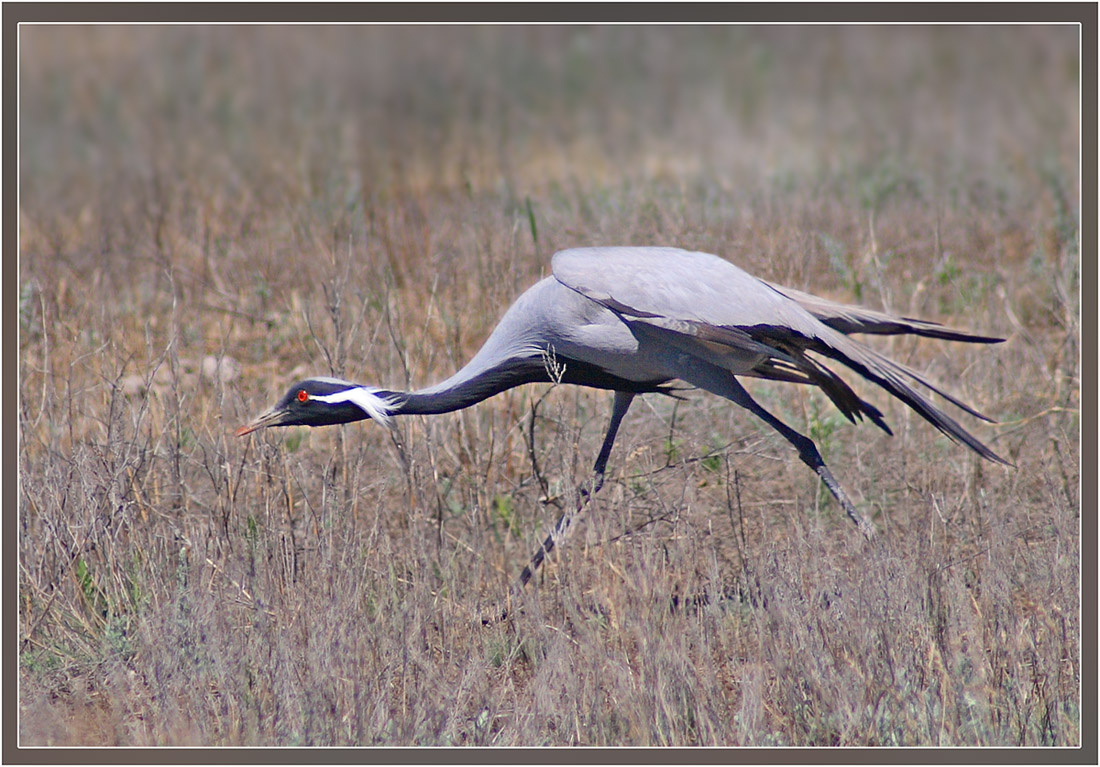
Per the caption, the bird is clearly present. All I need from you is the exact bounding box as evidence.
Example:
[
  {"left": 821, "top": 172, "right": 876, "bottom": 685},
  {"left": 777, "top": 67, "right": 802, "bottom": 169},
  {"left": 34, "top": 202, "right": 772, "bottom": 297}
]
[{"left": 237, "top": 246, "right": 1007, "bottom": 586}]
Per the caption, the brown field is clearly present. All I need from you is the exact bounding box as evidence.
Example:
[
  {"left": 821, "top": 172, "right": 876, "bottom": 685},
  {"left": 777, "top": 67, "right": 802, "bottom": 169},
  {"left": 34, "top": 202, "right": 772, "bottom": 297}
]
[{"left": 18, "top": 25, "right": 1080, "bottom": 747}]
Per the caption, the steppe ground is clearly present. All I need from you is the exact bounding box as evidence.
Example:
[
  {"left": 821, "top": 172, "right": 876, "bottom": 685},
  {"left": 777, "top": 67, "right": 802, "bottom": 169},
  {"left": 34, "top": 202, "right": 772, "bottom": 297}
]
[{"left": 18, "top": 25, "right": 1080, "bottom": 747}]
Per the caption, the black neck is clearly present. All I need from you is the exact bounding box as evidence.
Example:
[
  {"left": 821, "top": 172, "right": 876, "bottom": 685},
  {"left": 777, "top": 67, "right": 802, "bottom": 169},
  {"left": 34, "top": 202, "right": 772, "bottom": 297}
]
[{"left": 384, "top": 356, "right": 670, "bottom": 417}]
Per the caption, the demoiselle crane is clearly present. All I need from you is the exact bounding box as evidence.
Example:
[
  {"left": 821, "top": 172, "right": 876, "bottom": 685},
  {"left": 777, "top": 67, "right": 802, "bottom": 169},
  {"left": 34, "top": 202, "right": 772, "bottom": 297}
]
[{"left": 238, "top": 247, "right": 1007, "bottom": 586}]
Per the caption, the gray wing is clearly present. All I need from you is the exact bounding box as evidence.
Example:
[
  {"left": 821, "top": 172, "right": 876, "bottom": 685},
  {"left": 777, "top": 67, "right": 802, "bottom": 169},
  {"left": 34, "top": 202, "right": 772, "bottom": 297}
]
[
  {"left": 551, "top": 246, "right": 1006, "bottom": 464},
  {"left": 553, "top": 247, "right": 815, "bottom": 331},
  {"left": 553, "top": 246, "right": 819, "bottom": 372}
]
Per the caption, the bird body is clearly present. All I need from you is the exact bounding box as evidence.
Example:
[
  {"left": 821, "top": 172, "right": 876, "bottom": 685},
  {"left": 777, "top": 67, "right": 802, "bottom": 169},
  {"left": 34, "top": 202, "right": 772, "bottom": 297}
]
[
  {"left": 409, "top": 274, "right": 670, "bottom": 399},
  {"left": 239, "top": 246, "right": 1007, "bottom": 582}
]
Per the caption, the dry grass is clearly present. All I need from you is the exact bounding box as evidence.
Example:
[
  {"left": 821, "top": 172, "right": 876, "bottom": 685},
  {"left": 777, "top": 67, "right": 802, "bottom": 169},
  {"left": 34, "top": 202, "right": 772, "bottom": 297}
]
[{"left": 18, "top": 25, "right": 1080, "bottom": 747}]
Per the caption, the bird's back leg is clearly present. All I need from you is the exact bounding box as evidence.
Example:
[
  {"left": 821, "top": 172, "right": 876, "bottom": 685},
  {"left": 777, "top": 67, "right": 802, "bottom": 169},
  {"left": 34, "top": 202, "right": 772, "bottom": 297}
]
[
  {"left": 516, "top": 391, "right": 635, "bottom": 588},
  {"left": 722, "top": 378, "right": 876, "bottom": 539}
]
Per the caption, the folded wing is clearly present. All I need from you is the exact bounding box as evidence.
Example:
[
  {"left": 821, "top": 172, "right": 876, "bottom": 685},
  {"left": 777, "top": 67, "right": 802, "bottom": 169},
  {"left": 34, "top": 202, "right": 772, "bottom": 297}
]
[{"left": 551, "top": 246, "right": 1007, "bottom": 465}]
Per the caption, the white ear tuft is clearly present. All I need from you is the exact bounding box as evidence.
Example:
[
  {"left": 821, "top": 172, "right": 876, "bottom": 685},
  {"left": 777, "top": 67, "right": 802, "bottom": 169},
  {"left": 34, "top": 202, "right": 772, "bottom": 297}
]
[{"left": 313, "top": 386, "right": 395, "bottom": 427}]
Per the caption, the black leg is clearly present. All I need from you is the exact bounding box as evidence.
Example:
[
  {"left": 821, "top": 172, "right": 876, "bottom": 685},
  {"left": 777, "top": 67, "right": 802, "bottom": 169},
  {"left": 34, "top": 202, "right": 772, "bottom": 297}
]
[
  {"left": 722, "top": 379, "right": 876, "bottom": 539},
  {"left": 517, "top": 391, "right": 635, "bottom": 588}
]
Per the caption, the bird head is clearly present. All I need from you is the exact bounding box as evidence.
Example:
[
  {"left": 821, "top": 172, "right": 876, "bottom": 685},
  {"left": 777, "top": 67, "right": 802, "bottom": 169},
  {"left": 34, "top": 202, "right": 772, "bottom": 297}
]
[{"left": 236, "top": 377, "right": 394, "bottom": 436}]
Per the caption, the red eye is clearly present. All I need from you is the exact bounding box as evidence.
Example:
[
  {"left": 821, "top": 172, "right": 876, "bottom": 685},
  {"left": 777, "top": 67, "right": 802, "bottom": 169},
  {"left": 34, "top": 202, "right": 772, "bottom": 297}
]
[{"left": 296, "top": 389, "right": 308, "bottom": 403}]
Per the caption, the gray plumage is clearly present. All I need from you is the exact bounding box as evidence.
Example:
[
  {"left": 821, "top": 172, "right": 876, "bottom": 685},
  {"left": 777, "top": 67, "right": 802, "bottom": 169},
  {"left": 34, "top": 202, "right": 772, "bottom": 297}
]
[{"left": 239, "top": 246, "right": 1007, "bottom": 585}]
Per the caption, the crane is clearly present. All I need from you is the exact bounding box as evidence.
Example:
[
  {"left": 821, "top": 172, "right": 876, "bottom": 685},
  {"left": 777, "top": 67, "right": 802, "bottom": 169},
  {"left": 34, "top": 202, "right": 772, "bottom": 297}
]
[{"left": 237, "top": 246, "right": 1007, "bottom": 586}]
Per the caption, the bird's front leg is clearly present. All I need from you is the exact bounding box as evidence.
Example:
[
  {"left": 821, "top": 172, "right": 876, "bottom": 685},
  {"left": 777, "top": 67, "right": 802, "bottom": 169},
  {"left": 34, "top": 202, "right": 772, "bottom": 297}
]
[
  {"left": 515, "top": 473, "right": 601, "bottom": 589},
  {"left": 515, "top": 391, "right": 635, "bottom": 590},
  {"left": 483, "top": 469, "right": 608, "bottom": 624}
]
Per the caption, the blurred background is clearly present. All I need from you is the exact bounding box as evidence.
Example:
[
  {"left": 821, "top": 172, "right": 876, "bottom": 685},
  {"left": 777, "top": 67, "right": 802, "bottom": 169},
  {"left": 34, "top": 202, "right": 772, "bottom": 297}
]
[{"left": 19, "top": 25, "right": 1080, "bottom": 747}]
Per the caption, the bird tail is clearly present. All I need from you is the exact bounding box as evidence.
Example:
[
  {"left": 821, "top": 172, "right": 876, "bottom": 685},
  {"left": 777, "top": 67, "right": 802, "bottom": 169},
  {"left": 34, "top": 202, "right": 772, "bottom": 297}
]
[
  {"left": 753, "top": 350, "right": 892, "bottom": 435},
  {"left": 765, "top": 282, "right": 1005, "bottom": 344},
  {"left": 805, "top": 327, "right": 1011, "bottom": 466}
]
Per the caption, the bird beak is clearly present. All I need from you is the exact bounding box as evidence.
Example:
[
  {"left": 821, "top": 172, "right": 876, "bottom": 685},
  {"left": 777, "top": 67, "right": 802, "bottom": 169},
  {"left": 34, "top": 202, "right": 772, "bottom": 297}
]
[{"left": 235, "top": 406, "right": 286, "bottom": 437}]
